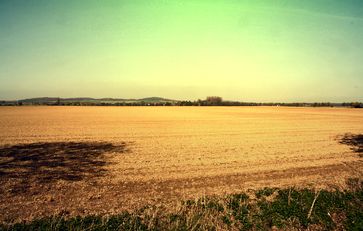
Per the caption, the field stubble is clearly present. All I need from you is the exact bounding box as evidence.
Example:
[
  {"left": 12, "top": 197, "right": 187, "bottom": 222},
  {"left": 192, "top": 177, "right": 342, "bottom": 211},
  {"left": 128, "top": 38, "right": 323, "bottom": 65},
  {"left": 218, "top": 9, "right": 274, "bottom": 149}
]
[{"left": 0, "top": 106, "right": 362, "bottom": 223}]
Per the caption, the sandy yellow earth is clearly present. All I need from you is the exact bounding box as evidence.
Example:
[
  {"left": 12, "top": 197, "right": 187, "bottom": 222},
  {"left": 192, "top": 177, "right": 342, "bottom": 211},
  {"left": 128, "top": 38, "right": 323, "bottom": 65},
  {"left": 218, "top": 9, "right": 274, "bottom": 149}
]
[{"left": 0, "top": 106, "right": 362, "bottom": 222}]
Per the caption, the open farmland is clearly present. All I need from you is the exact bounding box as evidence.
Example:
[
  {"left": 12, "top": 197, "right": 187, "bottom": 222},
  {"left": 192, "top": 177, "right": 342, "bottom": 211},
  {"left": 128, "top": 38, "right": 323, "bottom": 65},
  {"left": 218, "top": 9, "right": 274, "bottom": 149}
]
[{"left": 0, "top": 106, "right": 362, "bottom": 223}]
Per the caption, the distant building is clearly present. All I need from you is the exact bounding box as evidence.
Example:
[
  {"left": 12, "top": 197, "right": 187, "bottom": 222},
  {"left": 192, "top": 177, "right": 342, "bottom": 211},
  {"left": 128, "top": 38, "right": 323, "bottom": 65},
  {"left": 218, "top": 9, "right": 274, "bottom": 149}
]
[{"left": 206, "top": 96, "right": 222, "bottom": 105}]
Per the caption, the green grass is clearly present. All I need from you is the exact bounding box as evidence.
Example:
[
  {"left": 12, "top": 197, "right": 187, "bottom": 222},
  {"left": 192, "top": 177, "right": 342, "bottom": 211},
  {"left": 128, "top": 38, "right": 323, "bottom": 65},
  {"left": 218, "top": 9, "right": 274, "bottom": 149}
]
[{"left": 1, "top": 179, "right": 362, "bottom": 231}]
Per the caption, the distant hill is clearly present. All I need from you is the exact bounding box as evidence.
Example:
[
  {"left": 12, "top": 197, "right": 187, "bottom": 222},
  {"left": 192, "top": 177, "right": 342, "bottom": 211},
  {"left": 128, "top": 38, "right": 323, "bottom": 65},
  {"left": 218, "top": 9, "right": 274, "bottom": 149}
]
[
  {"left": 19, "top": 97, "right": 61, "bottom": 103},
  {"left": 138, "top": 97, "right": 175, "bottom": 102},
  {"left": 13, "top": 97, "right": 178, "bottom": 105}
]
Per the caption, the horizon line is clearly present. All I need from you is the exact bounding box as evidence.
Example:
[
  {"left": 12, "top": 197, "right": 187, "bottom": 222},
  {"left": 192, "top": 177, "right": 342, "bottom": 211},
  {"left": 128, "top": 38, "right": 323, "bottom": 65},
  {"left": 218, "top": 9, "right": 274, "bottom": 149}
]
[{"left": 1, "top": 96, "right": 362, "bottom": 104}]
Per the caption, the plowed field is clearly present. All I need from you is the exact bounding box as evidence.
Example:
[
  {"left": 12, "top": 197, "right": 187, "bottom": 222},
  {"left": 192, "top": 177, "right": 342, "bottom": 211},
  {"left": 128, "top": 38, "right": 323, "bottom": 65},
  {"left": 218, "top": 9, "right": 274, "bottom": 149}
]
[{"left": 0, "top": 106, "right": 362, "bottom": 222}]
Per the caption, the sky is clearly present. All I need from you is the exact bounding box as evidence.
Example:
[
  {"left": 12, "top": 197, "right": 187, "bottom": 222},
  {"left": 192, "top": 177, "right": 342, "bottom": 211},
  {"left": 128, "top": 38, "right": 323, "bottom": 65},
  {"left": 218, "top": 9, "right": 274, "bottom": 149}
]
[{"left": 0, "top": 0, "right": 363, "bottom": 102}]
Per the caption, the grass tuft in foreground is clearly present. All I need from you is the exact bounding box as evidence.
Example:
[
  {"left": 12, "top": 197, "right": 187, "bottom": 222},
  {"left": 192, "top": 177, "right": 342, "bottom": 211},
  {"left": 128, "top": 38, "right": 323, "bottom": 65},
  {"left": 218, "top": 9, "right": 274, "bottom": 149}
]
[{"left": 1, "top": 179, "right": 362, "bottom": 231}]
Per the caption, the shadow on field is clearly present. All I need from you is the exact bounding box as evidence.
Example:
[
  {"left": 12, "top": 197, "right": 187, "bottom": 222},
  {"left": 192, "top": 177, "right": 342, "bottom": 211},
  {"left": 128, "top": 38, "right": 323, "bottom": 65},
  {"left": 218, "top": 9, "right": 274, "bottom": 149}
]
[
  {"left": 339, "top": 133, "right": 363, "bottom": 157},
  {"left": 0, "top": 142, "right": 127, "bottom": 192}
]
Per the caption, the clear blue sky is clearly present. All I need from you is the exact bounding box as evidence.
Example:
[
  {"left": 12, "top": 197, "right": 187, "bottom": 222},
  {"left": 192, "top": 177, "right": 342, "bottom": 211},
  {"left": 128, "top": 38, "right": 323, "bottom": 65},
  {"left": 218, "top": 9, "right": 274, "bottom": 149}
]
[{"left": 1, "top": 0, "right": 363, "bottom": 102}]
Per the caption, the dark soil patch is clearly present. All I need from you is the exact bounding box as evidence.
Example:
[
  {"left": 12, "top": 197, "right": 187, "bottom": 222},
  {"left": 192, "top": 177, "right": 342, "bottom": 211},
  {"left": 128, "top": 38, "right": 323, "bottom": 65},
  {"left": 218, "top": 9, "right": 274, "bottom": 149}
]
[
  {"left": 339, "top": 133, "right": 363, "bottom": 157},
  {"left": 0, "top": 141, "right": 127, "bottom": 193}
]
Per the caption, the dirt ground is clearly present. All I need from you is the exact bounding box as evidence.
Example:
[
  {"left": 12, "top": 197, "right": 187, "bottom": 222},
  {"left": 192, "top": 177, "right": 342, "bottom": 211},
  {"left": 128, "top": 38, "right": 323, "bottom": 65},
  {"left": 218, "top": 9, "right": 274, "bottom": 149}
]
[{"left": 0, "top": 106, "right": 362, "bottom": 223}]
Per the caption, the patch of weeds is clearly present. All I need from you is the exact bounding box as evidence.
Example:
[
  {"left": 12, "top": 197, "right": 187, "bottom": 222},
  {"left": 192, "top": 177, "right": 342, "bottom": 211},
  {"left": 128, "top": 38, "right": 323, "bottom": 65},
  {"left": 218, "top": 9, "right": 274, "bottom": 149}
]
[
  {"left": 225, "top": 193, "right": 252, "bottom": 230},
  {"left": 221, "top": 215, "right": 232, "bottom": 226},
  {"left": 206, "top": 199, "right": 224, "bottom": 212},
  {"left": 346, "top": 178, "right": 363, "bottom": 192},
  {"left": 183, "top": 199, "right": 196, "bottom": 208},
  {"left": 2, "top": 183, "right": 362, "bottom": 231},
  {"left": 226, "top": 193, "right": 249, "bottom": 211},
  {"left": 256, "top": 189, "right": 328, "bottom": 229},
  {"left": 4, "top": 213, "right": 149, "bottom": 231},
  {"left": 255, "top": 187, "right": 277, "bottom": 199}
]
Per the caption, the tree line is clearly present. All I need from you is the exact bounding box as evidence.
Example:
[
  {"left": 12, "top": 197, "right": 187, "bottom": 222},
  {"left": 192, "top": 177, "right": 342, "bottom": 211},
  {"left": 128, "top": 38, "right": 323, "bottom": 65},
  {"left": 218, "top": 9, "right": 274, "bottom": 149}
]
[{"left": 0, "top": 97, "right": 362, "bottom": 108}]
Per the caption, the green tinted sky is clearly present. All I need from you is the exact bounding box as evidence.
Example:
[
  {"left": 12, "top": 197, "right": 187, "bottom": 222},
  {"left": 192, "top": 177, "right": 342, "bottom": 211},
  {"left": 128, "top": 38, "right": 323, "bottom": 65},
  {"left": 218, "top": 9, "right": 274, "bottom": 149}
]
[{"left": 1, "top": 0, "right": 363, "bottom": 102}]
